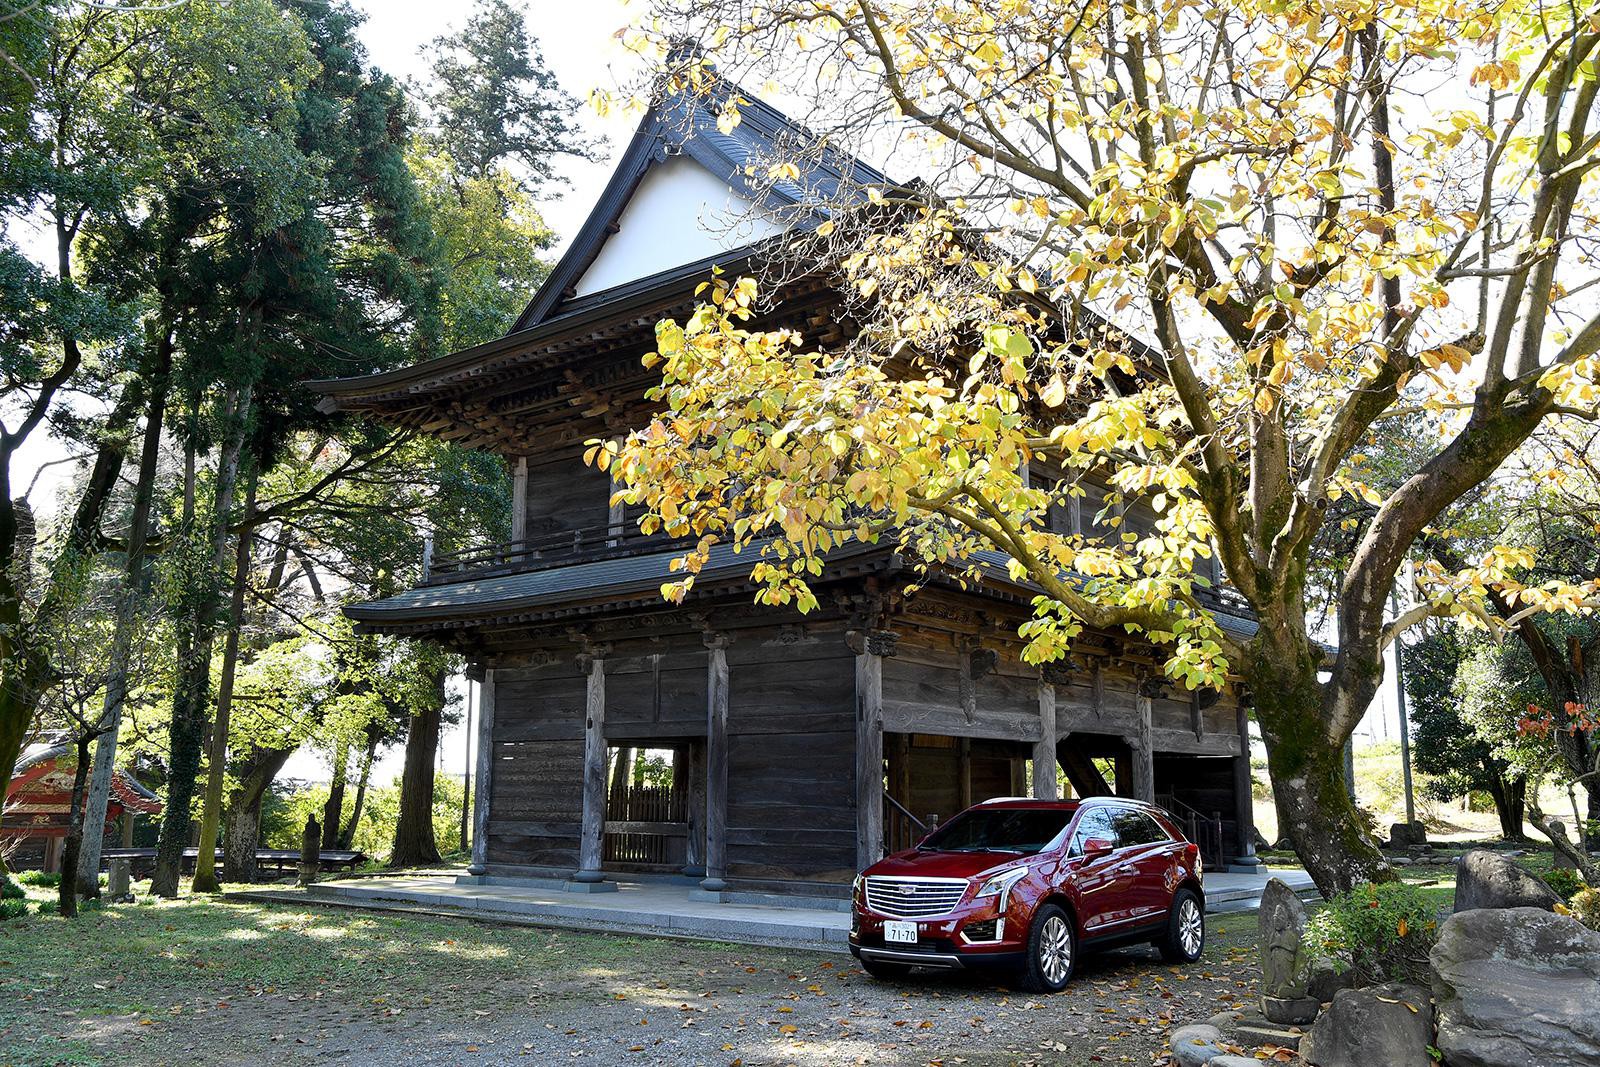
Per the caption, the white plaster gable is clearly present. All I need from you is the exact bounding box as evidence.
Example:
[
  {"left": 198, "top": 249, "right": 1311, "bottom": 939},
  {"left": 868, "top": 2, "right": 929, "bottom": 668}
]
[{"left": 571, "top": 155, "right": 787, "bottom": 298}]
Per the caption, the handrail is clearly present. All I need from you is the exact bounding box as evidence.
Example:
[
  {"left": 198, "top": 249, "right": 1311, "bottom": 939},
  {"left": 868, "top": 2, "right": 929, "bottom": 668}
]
[{"left": 884, "top": 791, "right": 929, "bottom": 835}]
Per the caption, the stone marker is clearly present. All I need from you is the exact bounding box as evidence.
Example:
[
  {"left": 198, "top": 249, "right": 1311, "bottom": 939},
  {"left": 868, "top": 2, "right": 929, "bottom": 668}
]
[
  {"left": 298, "top": 814, "right": 321, "bottom": 887},
  {"left": 1167, "top": 1022, "right": 1227, "bottom": 1067},
  {"left": 1430, "top": 906, "right": 1600, "bottom": 1067},
  {"left": 106, "top": 857, "right": 132, "bottom": 902},
  {"left": 1452, "top": 849, "right": 1559, "bottom": 912},
  {"left": 1299, "top": 983, "right": 1434, "bottom": 1067},
  {"left": 1387, "top": 821, "right": 1428, "bottom": 849},
  {"left": 1258, "top": 877, "right": 1320, "bottom": 1024}
]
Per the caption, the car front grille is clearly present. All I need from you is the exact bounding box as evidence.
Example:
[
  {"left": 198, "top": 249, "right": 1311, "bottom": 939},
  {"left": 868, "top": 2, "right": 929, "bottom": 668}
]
[{"left": 863, "top": 877, "right": 969, "bottom": 918}]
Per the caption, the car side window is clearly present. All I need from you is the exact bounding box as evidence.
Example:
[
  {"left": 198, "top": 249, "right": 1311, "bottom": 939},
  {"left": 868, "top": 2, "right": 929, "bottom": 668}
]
[
  {"left": 1110, "top": 809, "right": 1169, "bottom": 847},
  {"left": 1069, "top": 808, "right": 1117, "bottom": 856}
]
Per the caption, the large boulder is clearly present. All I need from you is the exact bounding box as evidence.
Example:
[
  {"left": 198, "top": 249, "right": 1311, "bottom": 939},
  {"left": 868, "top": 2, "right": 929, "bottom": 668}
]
[
  {"left": 1453, "top": 850, "right": 1559, "bottom": 913},
  {"left": 1299, "top": 984, "right": 1434, "bottom": 1067},
  {"left": 1388, "top": 821, "right": 1428, "bottom": 849},
  {"left": 1430, "top": 906, "right": 1600, "bottom": 1067}
]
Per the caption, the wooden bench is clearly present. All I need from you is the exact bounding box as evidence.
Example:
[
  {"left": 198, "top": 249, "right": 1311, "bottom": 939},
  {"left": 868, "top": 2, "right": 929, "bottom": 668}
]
[{"left": 99, "top": 847, "right": 367, "bottom": 879}]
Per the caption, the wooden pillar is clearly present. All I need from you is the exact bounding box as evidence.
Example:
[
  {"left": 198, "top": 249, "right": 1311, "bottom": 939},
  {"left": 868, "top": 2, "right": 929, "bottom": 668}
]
[
  {"left": 1232, "top": 699, "right": 1261, "bottom": 868},
  {"left": 606, "top": 436, "right": 626, "bottom": 545},
  {"left": 1132, "top": 677, "right": 1156, "bottom": 802},
  {"left": 886, "top": 732, "right": 912, "bottom": 850},
  {"left": 468, "top": 669, "right": 496, "bottom": 875},
  {"left": 574, "top": 650, "right": 609, "bottom": 884},
  {"left": 681, "top": 741, "right": 706, "bottom": 877},
  {"left": 1033, "top": 679, "right": 1059, "bottom": 800},
  {"left": 510, "top": 457, "right": 528, "bottom": 543},
  {"left": 958, "top": 738, "right": 973, "bottom": 810},
  {"left": 852, "top": 629, "right": 894, "bottom": 872},
  {"left": 122, "top": 810, "right": 135, "bottom": 847},
  {"left": 701, "top": 633, "right": 731, "bottom": 892}
]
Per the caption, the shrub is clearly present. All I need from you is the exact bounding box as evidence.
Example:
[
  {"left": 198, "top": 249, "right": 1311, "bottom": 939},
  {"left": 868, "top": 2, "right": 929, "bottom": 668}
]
[
  {"left": 16, "top": 870, "right": 59, "bottom": 888},
  {"left": 34, "top": 899, "right": 58, "bottom": 916},
  {"left": 1562, "top": 888, "right": 1600, "bottom": 931},
  {"left": 1305, "top": 881, "right": 1441, "bottom": 984},
  {"left": 0, "top": 875, "right": 24, "bottom": 900},
  {"left": 0, "top": 897, "right": 26, "bottom": 921},
  {"left": 1542, "top": 867, "right": 1586, "bottom": 899}
]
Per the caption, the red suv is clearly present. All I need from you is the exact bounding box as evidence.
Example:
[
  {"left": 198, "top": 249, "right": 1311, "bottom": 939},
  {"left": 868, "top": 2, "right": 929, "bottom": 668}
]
[{"left": 850, "top": 797, "right": 1205, "bottom": 992}]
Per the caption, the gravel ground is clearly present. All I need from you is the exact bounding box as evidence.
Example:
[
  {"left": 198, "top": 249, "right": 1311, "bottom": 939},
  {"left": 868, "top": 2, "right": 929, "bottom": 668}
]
[{"left": 0, "top": 893, "right": 1262, "bottom": 1067}]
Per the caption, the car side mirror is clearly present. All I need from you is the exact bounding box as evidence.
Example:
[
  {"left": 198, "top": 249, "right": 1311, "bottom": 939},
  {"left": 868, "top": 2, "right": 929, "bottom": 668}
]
[{"left": 1081, "top": 836, "right": 1115, "bottom": 858}]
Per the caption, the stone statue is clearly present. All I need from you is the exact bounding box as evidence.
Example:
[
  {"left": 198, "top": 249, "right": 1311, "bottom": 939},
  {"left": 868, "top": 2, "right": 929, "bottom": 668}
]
[{"left": 1258, "top": 877, "right": 1320, "bottom": 1024}]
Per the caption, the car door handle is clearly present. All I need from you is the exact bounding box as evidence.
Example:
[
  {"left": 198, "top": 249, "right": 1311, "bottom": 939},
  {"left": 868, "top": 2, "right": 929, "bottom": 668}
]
[{"left": 1115, "top": 864, "right": 1138, "bottom": 874}]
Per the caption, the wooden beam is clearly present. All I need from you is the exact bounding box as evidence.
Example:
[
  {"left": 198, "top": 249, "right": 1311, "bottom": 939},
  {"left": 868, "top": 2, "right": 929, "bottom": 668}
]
[
  {"left": 681, "top": 742, "right": 706, "bottom": 877},
  {"left": 958, "top": 737, "right": 973, "bottom": 809},
  {"left": 701, "top": 632, "right": 731, "bottom": 892},
  {"left": 1132, "top": 679, "right": 1156, "bottom": 802},
  {"left": 467, "top": 669, "right": 496, "bottom": 875},
  {"left": 1033, "top": 679, "right": 1059, "bottom": 800},
  {"left": 1232, "top": 701, "right": 1262, "bottom": 868},
  {"left": 852, "top": 630, "right": 894, "bottom": 871},
  {"left": 573, "top": 650, "right": 609, "bottom": 884},
  {"left": 511, "top": 457, "right": 528, "bottom": 542},
  {"left": 1058, "top": 743, "right": 1112, "bottom": 798}
]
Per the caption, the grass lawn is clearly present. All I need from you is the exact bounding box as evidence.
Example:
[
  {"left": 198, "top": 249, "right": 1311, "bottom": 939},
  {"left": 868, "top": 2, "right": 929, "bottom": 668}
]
[{"left": 1, "top": 879, "right": 1273, "bottom": 1067}]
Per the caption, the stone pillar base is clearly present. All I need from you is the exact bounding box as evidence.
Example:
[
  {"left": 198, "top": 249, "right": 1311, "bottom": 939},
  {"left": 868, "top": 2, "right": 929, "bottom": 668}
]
[{"left": 564, "top": 878, "right": 618, "bottom": 894}]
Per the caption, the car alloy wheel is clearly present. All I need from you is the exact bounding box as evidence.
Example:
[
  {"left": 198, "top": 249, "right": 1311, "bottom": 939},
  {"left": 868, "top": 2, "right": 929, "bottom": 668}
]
[
  {"left": 1177, "top": 896, "right": 1203, "bottom": 958},
  {"left": 1037, "top": 913, "right": 1073, "bottom": 984}
]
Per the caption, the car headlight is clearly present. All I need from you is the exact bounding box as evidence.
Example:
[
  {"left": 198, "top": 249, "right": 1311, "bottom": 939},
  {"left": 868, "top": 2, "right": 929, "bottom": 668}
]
[
  {"left": 852, "top": 874, "right": 863, "bottom": 897},
  {"left": 973, "top": 866, "right": 1028, "bottom": 898}
]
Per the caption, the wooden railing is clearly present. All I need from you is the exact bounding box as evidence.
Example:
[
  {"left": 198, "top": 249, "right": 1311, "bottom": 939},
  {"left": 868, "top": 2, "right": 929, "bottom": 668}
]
[
  {"left": 1156, "top": 793, "right": 1225, "bottom": 868},
  {"left": 424, "top": 525, "right": 697, "bottom": 585}
]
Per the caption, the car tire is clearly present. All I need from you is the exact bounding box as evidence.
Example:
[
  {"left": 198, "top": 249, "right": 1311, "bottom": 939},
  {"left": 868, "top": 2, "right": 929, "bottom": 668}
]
[
  {"left": 860, "top": 957, "right": 913, "bottom": 981},
  {"left": 1017, "top": 903, "right": 1077, "bottom": 993},
  {"left": 1158, "top": 888, "right": 1205, "bottom": 963}
]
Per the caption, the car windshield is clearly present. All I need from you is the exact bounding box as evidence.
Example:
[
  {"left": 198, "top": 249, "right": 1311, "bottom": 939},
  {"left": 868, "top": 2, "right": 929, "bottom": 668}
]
[{"left": 918, "top": 808, "right": 1075, "bottom": 855}]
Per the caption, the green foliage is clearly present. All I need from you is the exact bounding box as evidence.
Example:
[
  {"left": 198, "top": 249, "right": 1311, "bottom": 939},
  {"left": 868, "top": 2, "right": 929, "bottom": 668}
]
[
  {"left": 1564, "top": 888, "right": 1600, "bottom": 931},
  {"left": 1407, "top": 627, "right": 1522, "bottom": 802},
  {"left": 1455, "top": 635, "right": 1561, "bottom": 782},
  {"left": 1305, "top": 881, "right": 1442, "bottom": 984},
  {"left": 1, "top": 873, "right": 24, "bottom": 899},
  {"left": 419, "top": 0, "right": 596, "bottom": 189},
  {"left": 16, "top": 870, "right": 60, "bottom": 888},
  {"left": 1542, "top": 866, "right": 1586, "bottom": 899},
  {"left": 263, "top": 772, "right": 466, "bottom": 861},
  {"left": 0, "top": 897, "right": 26, "bottom": 921}
]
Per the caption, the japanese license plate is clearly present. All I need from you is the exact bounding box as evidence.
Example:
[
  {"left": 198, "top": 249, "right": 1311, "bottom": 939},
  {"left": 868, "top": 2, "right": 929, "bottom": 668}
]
[{"left": 883, "top": 920, "right": 918, "bottom": 944}]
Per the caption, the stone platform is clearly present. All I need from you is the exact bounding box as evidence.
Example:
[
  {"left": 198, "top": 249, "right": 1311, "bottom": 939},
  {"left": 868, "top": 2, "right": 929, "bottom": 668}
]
[{"left": 232, "top": 867, "right": 1316, "bottom": 952}]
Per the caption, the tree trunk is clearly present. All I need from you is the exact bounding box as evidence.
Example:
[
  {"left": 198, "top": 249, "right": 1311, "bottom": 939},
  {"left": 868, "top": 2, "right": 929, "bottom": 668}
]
[
  {"left": 192, "top": 471, "right": 257, "bottom": 894},
  {"left": 1487, "top": 773, "right": 1528, "bottom": 841},
  {"left": 1249, "top": 640, "right": 1394, "bottom": 897},
  {"left": 56, "top": 736, "right": 94, "bottom": 918},
  {"left": 221, "top": 745, "right": 295, "bottom": 882},
  {"left": 322, "top": 743, "right": 348, "bottom": 851},
  {"left": 389, "top": 667, "right": 445, "bottom": 868},
  {"left": 153, "top": 383, "right": 254, "bottom": 897},
  {"left": 339, "top": 729, "right": 379, "bottom": 850},
  {"left": 76, "top": 339, "right": 172, "bottom": 898}
]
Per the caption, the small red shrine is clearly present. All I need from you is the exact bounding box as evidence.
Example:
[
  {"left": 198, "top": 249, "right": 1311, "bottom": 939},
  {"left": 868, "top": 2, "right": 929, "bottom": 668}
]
[{"left": 1, "top": 740, "right": 162, "bottom": 872}]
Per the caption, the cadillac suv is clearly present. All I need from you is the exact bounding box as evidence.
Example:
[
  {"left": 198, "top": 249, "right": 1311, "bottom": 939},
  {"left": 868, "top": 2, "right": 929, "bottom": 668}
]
[{"left": 849, "top": 796, "right": 1205, "bottom": 992}]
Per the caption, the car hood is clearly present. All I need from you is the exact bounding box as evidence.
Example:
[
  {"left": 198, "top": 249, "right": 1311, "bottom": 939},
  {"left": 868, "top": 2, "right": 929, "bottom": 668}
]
[{"left": 865, "top": 849, "right": 1032, "bottom": 881}]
